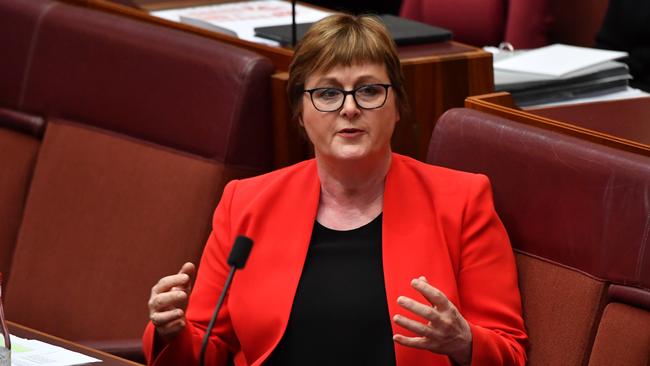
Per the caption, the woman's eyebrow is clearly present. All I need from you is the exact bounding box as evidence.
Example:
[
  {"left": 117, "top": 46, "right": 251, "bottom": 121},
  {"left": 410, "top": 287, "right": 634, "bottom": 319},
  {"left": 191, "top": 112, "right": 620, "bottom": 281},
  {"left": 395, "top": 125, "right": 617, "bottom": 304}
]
[
  {"left": 308, "top": 77, "right": 341, "bottom": 88},
  {"left": 354, "top": 75, "right": 383, "bottom": 84},
  {"left": 311, "top": 75, "right": 383, "bottom": 88}
]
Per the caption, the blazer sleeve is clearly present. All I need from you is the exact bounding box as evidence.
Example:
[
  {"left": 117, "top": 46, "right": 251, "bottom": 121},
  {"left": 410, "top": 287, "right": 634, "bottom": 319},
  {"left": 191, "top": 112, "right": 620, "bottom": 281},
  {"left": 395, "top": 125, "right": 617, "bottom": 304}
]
[
  {"left": 458, "top": 175, "right": 528, "bottom": 365},
  {"left": 143, "top": 180, "right": 241, "bottom": 366}
]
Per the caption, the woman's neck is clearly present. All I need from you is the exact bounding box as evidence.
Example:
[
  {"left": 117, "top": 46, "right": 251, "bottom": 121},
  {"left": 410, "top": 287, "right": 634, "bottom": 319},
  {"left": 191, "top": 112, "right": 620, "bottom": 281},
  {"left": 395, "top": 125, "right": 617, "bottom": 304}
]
[{"left": 315, "top": 150, "right": 391, "bottom": 230}]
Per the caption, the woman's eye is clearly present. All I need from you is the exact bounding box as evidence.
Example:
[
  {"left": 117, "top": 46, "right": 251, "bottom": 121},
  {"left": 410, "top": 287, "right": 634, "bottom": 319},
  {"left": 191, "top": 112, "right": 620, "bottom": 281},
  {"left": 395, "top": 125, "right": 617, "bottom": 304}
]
[
  {"left": 357, "top": 85, "right": 382, "bottom": 97},
  {"left": 315, "top": 89, "right": 341, "bottom": 100}
]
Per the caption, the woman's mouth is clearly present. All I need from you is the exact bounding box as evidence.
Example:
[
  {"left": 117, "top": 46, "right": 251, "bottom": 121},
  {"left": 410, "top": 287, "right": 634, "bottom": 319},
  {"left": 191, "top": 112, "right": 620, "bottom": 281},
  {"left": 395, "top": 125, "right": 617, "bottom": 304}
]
[{"left": 337, "top": 128, "right": 364, "bottom": 137}]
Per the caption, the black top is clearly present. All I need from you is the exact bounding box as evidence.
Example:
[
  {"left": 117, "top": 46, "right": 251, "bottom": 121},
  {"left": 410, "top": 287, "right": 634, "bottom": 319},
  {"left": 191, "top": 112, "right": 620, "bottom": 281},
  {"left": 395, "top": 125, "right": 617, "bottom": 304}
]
[{"left": 265, "top": 214, "right": 396, "bottom": 366}]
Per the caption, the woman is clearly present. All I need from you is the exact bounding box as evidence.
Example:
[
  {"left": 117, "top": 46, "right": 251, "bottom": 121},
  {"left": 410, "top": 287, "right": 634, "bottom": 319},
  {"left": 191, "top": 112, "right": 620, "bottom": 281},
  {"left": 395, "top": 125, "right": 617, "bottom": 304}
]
[{"left": 144, "top": 14, "right": 527, "bottom": 366}]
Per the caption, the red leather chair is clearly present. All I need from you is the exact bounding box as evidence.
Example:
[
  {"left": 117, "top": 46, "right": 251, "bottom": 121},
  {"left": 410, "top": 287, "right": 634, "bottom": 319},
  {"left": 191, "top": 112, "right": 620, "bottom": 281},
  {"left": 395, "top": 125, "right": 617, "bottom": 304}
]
[
  {"left": 400, "top": 0, "right": 507, "bottom": 47},
  {"left": 428, "top": 108, "right": 650, "bottom": 365},
  {"left": 0, "top": 0, "right": 47, "bottom": 284},
  {"left": 400, "top": 0, "right": 609, "bottom": 48},
  {"left": 0, "top": 0, "right": 274, "bottom": 361}
]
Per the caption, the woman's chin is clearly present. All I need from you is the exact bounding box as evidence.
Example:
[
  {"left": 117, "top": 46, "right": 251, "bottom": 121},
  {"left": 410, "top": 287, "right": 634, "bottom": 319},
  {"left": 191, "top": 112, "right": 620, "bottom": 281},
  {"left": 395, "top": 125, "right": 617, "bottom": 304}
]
[{"left": 324, "top": 146, "right": 387, "bottom": 162}]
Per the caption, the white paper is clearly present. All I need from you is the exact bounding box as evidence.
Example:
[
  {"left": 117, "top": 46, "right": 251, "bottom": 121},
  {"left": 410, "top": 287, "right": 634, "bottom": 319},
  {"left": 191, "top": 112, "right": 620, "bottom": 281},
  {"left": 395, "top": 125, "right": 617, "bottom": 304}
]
[
  {"left": 522, "top": 87, "right": 650, "bottom": 109},
  {"left": 494, "top": 44, "right": 628, "bottom": 77},
  {"left": 7, "top": 334, "right": 101, "bottom": 366},
  {"left": 151, "top": 0, "right": 333, "bottom": 45}
]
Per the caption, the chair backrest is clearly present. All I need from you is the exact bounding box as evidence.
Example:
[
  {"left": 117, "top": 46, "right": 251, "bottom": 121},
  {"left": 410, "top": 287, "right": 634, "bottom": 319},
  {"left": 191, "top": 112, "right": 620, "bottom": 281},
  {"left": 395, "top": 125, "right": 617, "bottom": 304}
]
[
  {"left": 0, "top": 0, "right": 275, "bottom": 358},
  {"left": 0, "top": 119, "right": 40, "bottom": 281},
  {"left": 505, "top": 0, "right": 609, "bottom": 48},
  {"left": 400, "top": 0, "right": 609, "bottom": 48},
  {"left": 0, "top": 0, "right": 50, "bottom": 282},
  {"left": 587, "top": 286, "right": 650, "bottom": 366},
  {"left": 428, "top": 108, "right": 650, "bottom": 365},
  {"left": 399, "top": 0, "right": 507, "bottom": 47}
]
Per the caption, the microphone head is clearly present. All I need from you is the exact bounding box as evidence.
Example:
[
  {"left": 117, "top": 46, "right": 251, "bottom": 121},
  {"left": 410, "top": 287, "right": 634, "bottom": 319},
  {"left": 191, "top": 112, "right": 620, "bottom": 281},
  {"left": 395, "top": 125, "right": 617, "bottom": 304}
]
[{"left": 227, "top": 235, "right": 253, "bottom": 269}]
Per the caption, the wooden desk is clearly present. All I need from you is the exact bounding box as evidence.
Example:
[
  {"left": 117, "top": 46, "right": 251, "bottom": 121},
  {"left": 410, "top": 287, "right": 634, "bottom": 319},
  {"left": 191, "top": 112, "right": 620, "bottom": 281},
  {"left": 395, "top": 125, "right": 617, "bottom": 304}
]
[
  {"left": 526, "top": 97, "right": 650, "bottom": 146},
  {"left": 465, "top": 92, "right": 650, "bottom": 156},
  {"left": 65, "top": 0, "right": 494, "bottom": 166},
  {"left": 8, "top": 321, "right": 143, "bottom": 365}
]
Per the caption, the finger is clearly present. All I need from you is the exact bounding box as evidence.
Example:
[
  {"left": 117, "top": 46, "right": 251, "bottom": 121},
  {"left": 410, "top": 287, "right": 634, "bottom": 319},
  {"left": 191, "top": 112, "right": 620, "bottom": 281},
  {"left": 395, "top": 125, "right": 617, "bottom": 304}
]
[
  {"left": 172, "top": 262, "right": 196, "bottom": 291},
  {"left": 151, "top": 308, "right": 184, "bottom": 328},
  {"left": 411, "top": 278, "right": 451, "bottom": 312},
  {"left": 392, "top": 314, "right": 435, "bottom": 338},
  {"left": 393, "top": 334, "right": 431, "bottom": 350},
  {"left": 397, "top": 296, "right": 441, "bottom": 322},
  {"left": 152, "top": 272, "right": 192, "bottom": 296},
  {"left": 148, "top": 290, "right": 189, "bottom": 313}
]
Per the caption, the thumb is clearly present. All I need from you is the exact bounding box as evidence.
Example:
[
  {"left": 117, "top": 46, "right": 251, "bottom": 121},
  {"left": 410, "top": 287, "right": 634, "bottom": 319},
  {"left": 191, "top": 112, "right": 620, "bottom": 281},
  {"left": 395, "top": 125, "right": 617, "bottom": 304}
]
[
  {"left": 174, "top": 262, "right": 196, "bottom": 291},
  {"left": 179, "top": 262, "right": 195, "bottom": 276}
]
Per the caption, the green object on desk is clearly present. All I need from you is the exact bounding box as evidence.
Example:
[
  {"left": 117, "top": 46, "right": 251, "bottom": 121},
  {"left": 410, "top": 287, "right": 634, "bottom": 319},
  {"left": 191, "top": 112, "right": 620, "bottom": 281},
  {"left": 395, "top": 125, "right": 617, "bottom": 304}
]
[{"left": 0, "top": 337, "right": 30, "bottom": 353}]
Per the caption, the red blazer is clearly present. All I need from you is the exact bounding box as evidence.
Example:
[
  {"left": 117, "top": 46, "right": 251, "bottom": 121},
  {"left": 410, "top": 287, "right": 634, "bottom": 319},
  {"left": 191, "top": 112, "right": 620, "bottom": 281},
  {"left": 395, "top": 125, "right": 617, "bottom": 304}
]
[{"left": 143, "top": 153, "right": 528, "bottom": 366}]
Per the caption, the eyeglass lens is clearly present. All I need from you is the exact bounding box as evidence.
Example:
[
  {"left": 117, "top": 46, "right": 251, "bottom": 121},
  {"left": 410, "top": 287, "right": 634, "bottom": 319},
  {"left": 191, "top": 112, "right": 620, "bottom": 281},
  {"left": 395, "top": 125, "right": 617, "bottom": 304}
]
[{"left": 310, "top": 84, "right": 389, "bottom": 111}]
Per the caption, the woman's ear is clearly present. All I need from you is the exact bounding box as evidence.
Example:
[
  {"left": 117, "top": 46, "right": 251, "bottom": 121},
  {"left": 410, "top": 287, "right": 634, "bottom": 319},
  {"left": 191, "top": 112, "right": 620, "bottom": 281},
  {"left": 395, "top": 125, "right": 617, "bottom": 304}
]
[{"left": 298, "top": 115, "right": 305, "bottom": 127}]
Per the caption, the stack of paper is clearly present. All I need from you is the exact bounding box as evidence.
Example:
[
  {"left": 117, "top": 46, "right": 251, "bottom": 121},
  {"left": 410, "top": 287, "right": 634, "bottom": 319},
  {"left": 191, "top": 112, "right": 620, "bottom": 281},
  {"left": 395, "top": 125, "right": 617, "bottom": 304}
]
[
  {"left": 7, "top": 334, "right": 101, "bottom": 365},
  {"left": 492, "top": 44, "right": 630, "bottom": 107},
  {"left": 150, "top": 0, "right": 333, "bottom": 46}
]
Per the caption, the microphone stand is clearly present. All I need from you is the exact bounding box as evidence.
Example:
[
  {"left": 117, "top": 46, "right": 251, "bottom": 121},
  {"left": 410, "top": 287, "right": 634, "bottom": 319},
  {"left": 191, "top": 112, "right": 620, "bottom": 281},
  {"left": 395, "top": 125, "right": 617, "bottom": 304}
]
[
  {"left": 291, "top": 0, "right": 297, "bottom": 47},
  {"left": 198, "top": 235, "right": 253, "bottom": 366},
  {"left": 198, "top": 267, "right": 236, "bottom": 366}
]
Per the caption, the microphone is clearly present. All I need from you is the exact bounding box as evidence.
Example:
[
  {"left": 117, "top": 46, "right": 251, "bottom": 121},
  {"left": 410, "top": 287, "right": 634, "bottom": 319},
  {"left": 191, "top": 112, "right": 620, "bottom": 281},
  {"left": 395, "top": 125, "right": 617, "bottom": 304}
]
[
  {"left": 291, "top": 0, "right": 296, "bottom": 47},
  {"left": 199, "top": 235, "right": 253, "bottom": 366}
]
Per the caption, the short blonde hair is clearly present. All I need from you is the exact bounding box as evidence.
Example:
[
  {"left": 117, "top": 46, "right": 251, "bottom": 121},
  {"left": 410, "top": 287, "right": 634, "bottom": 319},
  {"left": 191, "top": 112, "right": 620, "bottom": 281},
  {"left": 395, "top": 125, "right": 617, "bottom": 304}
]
[{"left": 287, "top": 14, "right": 408, "bottom": 121}]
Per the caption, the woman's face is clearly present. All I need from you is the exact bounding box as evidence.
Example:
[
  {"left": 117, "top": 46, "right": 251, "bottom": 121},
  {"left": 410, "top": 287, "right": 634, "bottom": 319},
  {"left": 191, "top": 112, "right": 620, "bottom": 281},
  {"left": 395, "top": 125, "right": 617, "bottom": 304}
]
[{"left": 301, "top": 63, "right": 399, "bottom": 163}]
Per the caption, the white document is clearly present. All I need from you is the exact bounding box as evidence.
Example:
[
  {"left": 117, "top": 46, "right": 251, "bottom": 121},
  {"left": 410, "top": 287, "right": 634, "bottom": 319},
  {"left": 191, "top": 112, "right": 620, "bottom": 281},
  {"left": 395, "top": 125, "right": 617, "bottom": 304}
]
[
  {"left": 493, "top": 44, "right": 628, "bottom": 77},
  {"left": 522, "top": 87, "right": 650, "bottom": 109},
  {"left": 151, "top": 0, "right": 333, "bottom": 46},
  {"left": 7, "top": 334, "right": 101, "bottom": 366}
]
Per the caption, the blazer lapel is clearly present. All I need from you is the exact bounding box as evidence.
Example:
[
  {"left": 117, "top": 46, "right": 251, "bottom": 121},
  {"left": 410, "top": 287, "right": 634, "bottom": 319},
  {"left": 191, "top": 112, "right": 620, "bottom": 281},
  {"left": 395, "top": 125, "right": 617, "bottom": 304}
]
[
  {"left": 383, "top": 154, "right": 454, "bottom": 366},
  {"left": 229, "top": 161, "right": 321, "bottom": 366}
]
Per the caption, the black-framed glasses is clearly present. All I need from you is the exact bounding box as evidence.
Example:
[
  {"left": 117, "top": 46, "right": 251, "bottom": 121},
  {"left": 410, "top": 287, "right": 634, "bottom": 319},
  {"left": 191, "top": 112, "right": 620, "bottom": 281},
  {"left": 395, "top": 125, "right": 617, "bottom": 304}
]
[{"left": 303, "top": 84, "right": 393, "bottom": 112}]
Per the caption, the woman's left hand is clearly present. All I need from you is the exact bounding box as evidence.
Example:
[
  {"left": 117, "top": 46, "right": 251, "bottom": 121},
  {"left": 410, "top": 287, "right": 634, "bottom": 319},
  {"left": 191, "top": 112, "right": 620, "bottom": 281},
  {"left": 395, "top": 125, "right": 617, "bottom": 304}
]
[{"left": 392, "top": 276, "right": 473, "bottom": 366}]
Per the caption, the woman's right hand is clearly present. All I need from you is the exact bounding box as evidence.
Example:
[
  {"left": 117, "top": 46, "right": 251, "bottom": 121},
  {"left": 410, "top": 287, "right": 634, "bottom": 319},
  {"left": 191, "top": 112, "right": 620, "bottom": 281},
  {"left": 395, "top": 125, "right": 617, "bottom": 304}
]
[{"left": 148, "top": 262, "right": 196, "bottom": 341}]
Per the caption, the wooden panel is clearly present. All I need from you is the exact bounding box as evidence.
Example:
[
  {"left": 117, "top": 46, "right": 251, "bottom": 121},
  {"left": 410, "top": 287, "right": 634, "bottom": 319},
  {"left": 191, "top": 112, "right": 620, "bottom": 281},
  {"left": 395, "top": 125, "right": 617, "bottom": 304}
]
[
  {"left": 400, "top": 47, "right": 493, "bottom": 161},
  {"left": 465, "top": 92, "right": 650, "bottom": 156},
  {"left": 271, "top": 72, "right": 312, "bottom": 167},
  {"left": 527, "top": 97, "right": 650, "bottom": 146}
]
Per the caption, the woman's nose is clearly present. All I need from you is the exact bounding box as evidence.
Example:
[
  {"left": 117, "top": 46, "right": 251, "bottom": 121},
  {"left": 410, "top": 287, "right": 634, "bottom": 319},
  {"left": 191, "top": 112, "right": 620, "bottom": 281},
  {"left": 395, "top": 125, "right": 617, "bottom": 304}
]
[{"left": 339, "top": 94, "right": 361, "bottom": 120}]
